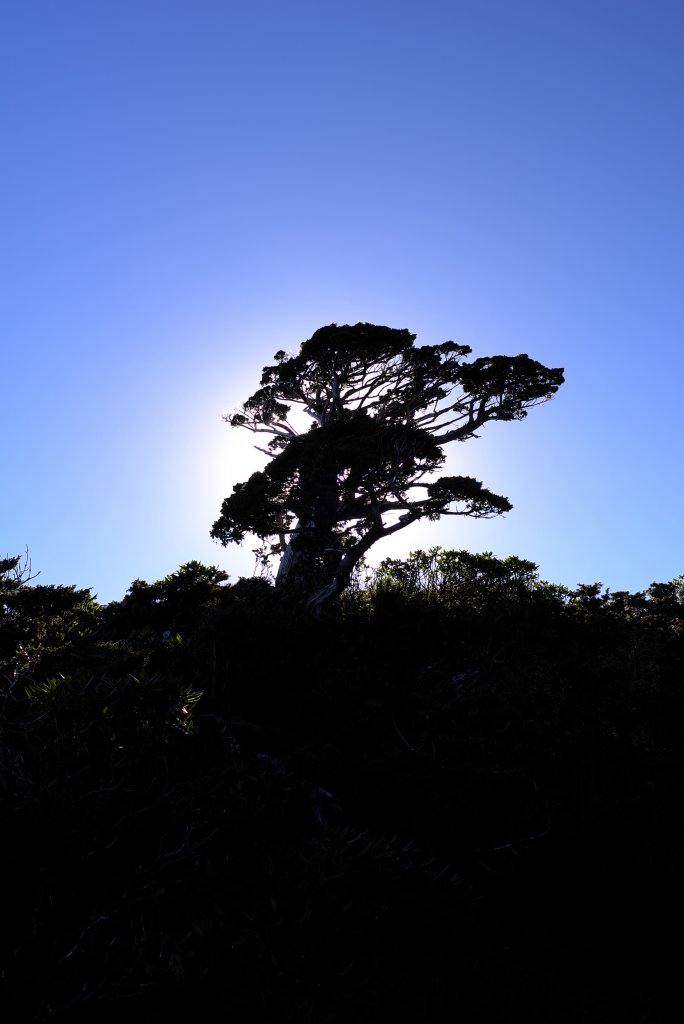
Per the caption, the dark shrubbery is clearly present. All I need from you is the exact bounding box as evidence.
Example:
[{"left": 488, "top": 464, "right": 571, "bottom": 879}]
[{"left": 2, "top": 551, "right": 682, "bottom": 1021}]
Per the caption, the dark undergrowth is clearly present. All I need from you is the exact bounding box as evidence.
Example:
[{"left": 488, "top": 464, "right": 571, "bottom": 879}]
[{"left": 1, "top": 551, "right": 682, "bottom": 1022}]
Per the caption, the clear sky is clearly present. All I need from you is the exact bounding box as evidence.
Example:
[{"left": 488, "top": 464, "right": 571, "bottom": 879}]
[{"left": 3, "top": 0, "right": 683, "bottom": 601}]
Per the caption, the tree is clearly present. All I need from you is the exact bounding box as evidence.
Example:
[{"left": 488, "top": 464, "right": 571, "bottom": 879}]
[
  {"left": 1, "top": 551, "right": 97, "bottom": 681},
  {"left": 211, "top": 323, "right": 564, "bottom": 613}
]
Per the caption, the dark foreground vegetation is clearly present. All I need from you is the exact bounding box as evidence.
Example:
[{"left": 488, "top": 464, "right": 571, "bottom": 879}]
[{"left": 1, "top": 549, "right": 682, "bottom": 1022}]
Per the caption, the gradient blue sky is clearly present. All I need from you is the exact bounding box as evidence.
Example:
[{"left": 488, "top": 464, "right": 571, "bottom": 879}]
[{"left": 3, "top": 0, "right": 683, "bottom": 601}]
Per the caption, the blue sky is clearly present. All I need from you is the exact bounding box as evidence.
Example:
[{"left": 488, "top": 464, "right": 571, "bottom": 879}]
[{"left": 3, "top": 0, "right": 683, "bottom": 601}]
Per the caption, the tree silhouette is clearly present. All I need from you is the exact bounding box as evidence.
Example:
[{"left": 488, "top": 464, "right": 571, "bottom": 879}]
[{"left": 211, "top": 323, "right": 564, "bottom": 612}]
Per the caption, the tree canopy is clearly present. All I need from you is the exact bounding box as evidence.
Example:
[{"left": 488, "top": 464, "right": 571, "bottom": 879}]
[{"left": 211, "top": 323, "right": 564, "bottom": 611}]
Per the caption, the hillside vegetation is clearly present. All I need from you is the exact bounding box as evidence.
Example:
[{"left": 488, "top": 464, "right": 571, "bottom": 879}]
[{"left": 1, "top": 550, "right": 682, "bottom": 1022}]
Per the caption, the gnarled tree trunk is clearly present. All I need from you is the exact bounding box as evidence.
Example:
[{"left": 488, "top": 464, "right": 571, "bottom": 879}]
[{"left": 300, "top": 527, "right": 382, "bottom": 616}]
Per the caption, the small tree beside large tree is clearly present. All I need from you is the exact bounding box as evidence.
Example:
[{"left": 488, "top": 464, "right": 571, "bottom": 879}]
[{"left": 211, "top": 323, "right": 564, "bottom": 613}]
